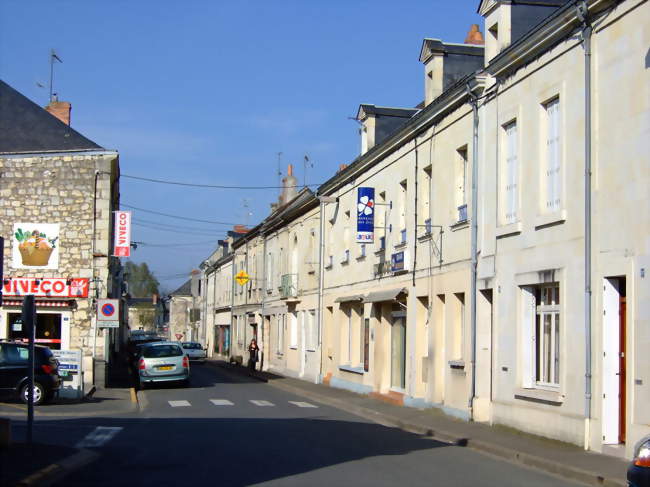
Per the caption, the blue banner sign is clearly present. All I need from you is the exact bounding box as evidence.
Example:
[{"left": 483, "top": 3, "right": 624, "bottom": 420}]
[
  {"left": 356, "top": 187, "right": 375, "bottom": 243},
  {"left": 391, "top": 251, "right": 405, "bottom": 272}
]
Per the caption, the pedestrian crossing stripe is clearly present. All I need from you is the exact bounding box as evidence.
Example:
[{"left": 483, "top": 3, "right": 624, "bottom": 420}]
[
  {"left": 249, "top": 400, "right": 274, "bottom": 406},
  {"left": 289, "top": 401, "right": 318, "bottom": 408},
  {"left": 168, "top": 400, "right": 191, "bottom": 407},
  {"left": 210, "top": 399, "right": 234, "bottom": 406},
  {"left": 75, "top": 426, "right": 123, "bottom": 448}
]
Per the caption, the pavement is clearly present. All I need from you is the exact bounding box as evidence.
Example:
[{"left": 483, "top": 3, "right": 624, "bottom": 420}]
[
  {"left": 207, "top": 359, "right": 630, "bottom": 487},
  {"left": 0, "top": 356, "right": 134, "bottom": 486}
]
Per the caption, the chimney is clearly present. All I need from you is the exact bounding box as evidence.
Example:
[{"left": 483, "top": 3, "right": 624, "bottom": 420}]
[
  {"left": 45, "top": 95, "right": 71, "bottom": 126},
  {"left": 338, "top": 164, "right": 348, "bottom": 173},
  {"left": 233, "top": 225, "right": 249, "bottom": 234},
  {"left": 279, "top": 164, "right": 298, "bottom": 205},
  {"left": 465, "top": 24, "right": 484, "bottom": 45}
]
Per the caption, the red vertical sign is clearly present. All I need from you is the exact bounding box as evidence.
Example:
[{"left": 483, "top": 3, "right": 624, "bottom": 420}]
[{"left": 113, "top": 211, "right": 131, "bottom": 257}]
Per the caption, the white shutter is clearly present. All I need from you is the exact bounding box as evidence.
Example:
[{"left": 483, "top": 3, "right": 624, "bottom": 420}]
[
  {"left": 546, "top": 99, "right": 561, "bottom": 212},
  {"left": 520, "top": 287, "right": 535, "bottom": 388},
  {"left": 505, "top": 122, "right": 518, "bottom": 223}
]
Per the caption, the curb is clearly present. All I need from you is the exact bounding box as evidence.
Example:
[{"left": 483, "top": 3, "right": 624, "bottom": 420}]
[
  {"left": 14, "top": 448, "right": 99, "bottom": 487},
  {"left": 211, "top": 361, "right": 626, "bottom": 487},
  {"left": 205, "top": 360, "right": 268, "bottom": 383},
  {"left": 130, "top": 387, "right": 138, "bottom": 404}
]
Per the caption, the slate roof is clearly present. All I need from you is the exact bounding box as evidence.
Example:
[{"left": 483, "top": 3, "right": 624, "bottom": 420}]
[
  {"left": 357, "top": 104, "right": 419, "bottom": 119},
  {"left": 0, "top": 80, "right": 103, "bottom": 154},
  {"left": 170, "top": 279, "right": 192, "bottom": 297}
]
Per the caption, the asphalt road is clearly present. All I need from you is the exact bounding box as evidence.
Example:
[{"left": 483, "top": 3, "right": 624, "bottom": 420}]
[{"left": 10, "top": 364, "right": 583, "bottom": 486}]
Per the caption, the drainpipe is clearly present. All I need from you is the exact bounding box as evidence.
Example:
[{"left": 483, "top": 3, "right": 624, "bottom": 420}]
[
  {"left": 467, "top": 84, "right": 480, "bottom": 419},
  {"left": 317, "top": 196, "right": 337, "bottom": 383},
  {"left": 91, "top": 170, "right": 100, "bottom": 369},
  {"left": 576, "top": 0, "right": 593, "bottom": 451},
  {"left": 261, "top": 235, "right": 267, "bottom": 370}
]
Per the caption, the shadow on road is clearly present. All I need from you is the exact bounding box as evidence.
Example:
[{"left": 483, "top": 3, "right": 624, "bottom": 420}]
[{"left": 39, "top": 415, "right": 447, "bottom": 487}]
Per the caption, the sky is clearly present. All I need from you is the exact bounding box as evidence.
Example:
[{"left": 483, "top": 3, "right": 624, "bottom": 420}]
[{"left": 0, "top": 0, "right": 483, "bottom": 293}]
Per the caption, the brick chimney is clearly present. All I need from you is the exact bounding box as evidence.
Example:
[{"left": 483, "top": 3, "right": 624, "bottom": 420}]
[
  {"left": 465, "top": 24, "right": 484, "bottom": 45},
  {"left": 45, "top": 95, "right": 71, "bottom": 125}
]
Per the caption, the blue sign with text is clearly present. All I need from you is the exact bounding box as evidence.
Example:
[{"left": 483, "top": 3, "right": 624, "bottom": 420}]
[{"left": 356, "top": 187, "right": 375, "bottom": 243}]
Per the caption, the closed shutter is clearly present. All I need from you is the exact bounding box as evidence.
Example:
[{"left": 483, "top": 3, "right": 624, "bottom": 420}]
[
  {"left": 505, "top": 121, "right": 518, "bottom": 223},
  {"left": 546, "top": 99, "right": 561, "bottom": 212}
]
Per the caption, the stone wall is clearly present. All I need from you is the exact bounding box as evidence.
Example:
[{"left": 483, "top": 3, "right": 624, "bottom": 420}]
[{"left": 0, "top": 151, "right": 119, "bottom": 357}]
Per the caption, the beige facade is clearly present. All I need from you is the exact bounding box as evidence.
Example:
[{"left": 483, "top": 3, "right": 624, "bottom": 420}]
[{"left": 193, "top": 0, "right": 648, "bottom": 459}]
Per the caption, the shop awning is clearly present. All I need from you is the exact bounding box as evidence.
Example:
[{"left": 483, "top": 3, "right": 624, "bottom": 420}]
[
  {"left": 2, "top": 299, "right": 75, "bottom": 308},
  {"left": 334, "top": 294, "right": 364, "bottom": 303},
  {"left": 363, "top": 288, "right": 407, "bottom": 303}
]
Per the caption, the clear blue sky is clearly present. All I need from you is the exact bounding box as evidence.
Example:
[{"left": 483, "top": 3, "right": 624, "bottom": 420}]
[{"left": 1, "top": 0, "right": 482, "bottom": 292}]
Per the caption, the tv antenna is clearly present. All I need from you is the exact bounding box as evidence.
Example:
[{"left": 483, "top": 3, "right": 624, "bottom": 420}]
[
  {"left": 303, "top": 155, "right": 313, "bottom": 188},
  {"left": 277, "top": 152, "right": 283, "bottom": 188},
  {"left": 49, "top": 49, "right": 63, "bottom": 102},
  {"left": 241, "top": 198, "right": 253, "bottom": 226}
]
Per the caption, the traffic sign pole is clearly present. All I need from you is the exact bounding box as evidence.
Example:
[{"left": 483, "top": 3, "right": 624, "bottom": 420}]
[{"left": 21, "top": 295, "right": 36, "bottom": 445}]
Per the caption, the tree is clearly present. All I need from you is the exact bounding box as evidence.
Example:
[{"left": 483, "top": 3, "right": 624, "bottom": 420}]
[{"left": 124, "top": 261, "right": 160, "bottom": 297}]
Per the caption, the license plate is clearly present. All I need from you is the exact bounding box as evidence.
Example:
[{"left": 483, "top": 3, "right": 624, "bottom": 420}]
[{"left": 157, "top": 366, "right": 173, "bottom": 371}]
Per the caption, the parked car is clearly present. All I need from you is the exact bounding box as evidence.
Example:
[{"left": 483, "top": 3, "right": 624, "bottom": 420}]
[
  {"left": 628, "top": 435, "right": 650, "bottom": 487},
  {"left": 181, "top": 342, "right": 207, "bottom": 363},
  {"left": 137, "top": 342, "right": 189, "bottom": 389},
  {"left": 127, "top": 336, "right": 164, "bottom": 366},
  {"left": 0, "top": 341, "right": 61, "bottom": 405}
]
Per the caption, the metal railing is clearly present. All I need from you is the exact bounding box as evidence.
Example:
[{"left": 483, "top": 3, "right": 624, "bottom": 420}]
[{"left": 280, "top": 274, "right": 298, "bottom": 298}]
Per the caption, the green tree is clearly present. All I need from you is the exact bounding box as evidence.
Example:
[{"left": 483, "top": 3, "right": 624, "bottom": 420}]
[{"left": 124, "top": 261, "right": 160, "bottom": 297}]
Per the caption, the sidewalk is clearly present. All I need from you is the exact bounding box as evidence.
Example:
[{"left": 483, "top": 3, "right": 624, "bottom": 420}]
[{"left": 208, "top": 359, "right": 628, "bottom": 487}]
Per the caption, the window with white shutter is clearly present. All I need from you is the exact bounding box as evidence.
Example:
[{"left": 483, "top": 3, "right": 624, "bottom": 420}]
[
  {"left": 545, "top": 99, "right": 561, "bottom": 212},
  {"left": 503, "top": 121, "right": 518, "bottom": 224}
]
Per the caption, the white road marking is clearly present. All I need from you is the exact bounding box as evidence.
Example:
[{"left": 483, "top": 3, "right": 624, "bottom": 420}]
[
  {"left": 289, "top": 401, "right": 318, "bottom": 408},
  {"left": 210, "top": 399, "right": 234, "bottom": 406},
  {"left": 250, "top": 400, "right": 274, "bottom": 407},
  {"left": 168, "top": 400, "right": 191, "bottom": 407},
  {"left": 75, "top": 426, "right": 123, "bottom": 448}
]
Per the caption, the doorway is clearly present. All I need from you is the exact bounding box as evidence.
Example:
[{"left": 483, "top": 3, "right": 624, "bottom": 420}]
[
  {"left": 391, "top": 312, "right": 406, "bottom": 390},
  {"left": 8, "top": 312, "right": 62, "bottom": 350},
  {"left": 602, "top": 277, "right": 626, "bottom": 445}
]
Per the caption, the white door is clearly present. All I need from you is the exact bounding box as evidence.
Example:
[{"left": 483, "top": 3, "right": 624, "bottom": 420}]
[
  {"left": 299, "top": 312, "right": 306, "bottom": 377},
  {"left": 602, "top": 278, "right": 620, "bottom": 444}
]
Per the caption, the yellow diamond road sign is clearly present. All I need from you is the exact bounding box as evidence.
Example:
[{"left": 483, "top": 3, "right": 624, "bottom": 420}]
[{"left": 235, "top": 270, "right": 250, "bottom": 286}]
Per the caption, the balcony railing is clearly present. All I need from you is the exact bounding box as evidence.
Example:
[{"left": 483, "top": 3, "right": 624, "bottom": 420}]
[{"left": 280, "top": 274, "right": 298, "bottom": 299}]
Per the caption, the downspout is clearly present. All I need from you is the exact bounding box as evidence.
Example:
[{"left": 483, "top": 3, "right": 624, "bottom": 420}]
[
  {"left": 576, "top": 0, "right": 593, "bottom": 451},
  {"left": 261, "top": 235, "right": 268, "bottom": 370},
  {"left": 412, "top": 136, "right": 419, "bottom": 287},
  {"left": 91, "top": 169, "right": 100, "bottom": 367},
  {"left": 230, "top": 247, "right": 236, "bottom": 361},
  {"left": 467, "top": 84, "right": 479, "bottom": 419},
  {"left": 317, "top": 200, "right": 326, "bottom": 383}
]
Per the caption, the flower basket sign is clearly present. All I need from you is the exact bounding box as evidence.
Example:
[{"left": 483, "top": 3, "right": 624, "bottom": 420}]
[{"left": 12, "top": 223, "right": 60, "bottom": 269}]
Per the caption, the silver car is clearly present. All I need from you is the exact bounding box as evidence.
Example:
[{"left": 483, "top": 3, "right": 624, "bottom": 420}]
[
  {"left": 181, "top": 342, "right": 207, "bottom": 363},
  {"left": 137, "top": 342, "right": 189, "bottom": 389}
]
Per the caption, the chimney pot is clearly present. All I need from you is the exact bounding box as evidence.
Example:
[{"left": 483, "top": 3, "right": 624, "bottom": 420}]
[
  {"left": 465, "top": 24, "right": 484, "bottom": 45},
  {"left": 287, "top": 164, "right": 293, "bottom": 176}
]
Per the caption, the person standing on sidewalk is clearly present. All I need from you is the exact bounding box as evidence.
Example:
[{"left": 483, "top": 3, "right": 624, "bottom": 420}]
[{"left": 247, "top": 339, "right": 259, "bottom": 372}]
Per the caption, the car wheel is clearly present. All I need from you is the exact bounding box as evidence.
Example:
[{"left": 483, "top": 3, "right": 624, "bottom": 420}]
[{"left": 20, "top": 382, "right": 46, "bottom": 406}]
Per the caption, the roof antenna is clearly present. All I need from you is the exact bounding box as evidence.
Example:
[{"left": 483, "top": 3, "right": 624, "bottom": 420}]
[
  {"left": 303, "top": 155, "right": 313, "bottom": 188},
  {"left": 49, "top": 49, "right": 63, "bottom": 103},
  {"left": 277, "top": 152, "right": 283, "bottom": 188}
]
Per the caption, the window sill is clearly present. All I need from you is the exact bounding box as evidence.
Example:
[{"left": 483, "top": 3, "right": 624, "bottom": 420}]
[
  {"left": 307, "top": 269, "right": 316, "bottom": 275},
  {"left": 394, "top": 242, "right": 407, "bottom": 250},
  {"left": 356, "top": 254, "right": 366, "bottom": 261},
  {"left": 496, "top": 221, "right": 522, "bottom": 239},
  {"left": 535, "top": 210, "right": 566, "bottom": 230},
  {"left": 418, "top": 232, "right": 432, "bottom": 243},
  {"left": 450, "top": 220, "right": 469, "bottom": 232},
  {"left": 289, "top": 346, "right": 297, "bottom": 350},
  {"left": 514, "top": 387, "right": 564, "bottom": 405},
  {"left": 374, "top": 249, "right": 386, "bottom": 256},
  {"left": 448, "top": 359, "right": 465, "bottom": 369},
  {"left": 339, "top": 364, "right": 365, "bottom": 375}
]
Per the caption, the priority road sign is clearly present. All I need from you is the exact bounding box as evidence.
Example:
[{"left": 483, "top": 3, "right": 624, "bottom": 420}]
[{"left": 235, "top": 270, "right": 250, "bottom": 286}]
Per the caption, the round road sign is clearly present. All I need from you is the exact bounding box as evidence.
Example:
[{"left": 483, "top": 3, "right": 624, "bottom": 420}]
[{"left": 101, "top": 303, "right": 115, "bottom": 317}]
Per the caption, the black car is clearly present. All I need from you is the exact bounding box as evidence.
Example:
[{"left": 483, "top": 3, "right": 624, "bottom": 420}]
[
  {"left": 628, "top": 436, "right": 650, "bottom": 487},
  {"left": 0, "top": 341, "right": 61, "bottom": 405}
]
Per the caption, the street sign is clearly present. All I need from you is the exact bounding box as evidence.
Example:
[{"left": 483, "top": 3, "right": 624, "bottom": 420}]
[
  {"left": 235, "top": 270, "right": 250, "bottom": 286},
  {"left": 175, "top": 333, "right": 184, "bottom": 340},
  {"left": 97, "top": 299, "right": 120, "bottom": 321},
  {"left": 99, "top": 321, "right": 119, "bottom": 329}
]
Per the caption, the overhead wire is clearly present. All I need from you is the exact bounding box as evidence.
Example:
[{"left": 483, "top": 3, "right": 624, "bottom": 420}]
[
  {"left": 122, "top": 203, "right": 240, "bottom": 225},
  {"left": 121, "top": 173, "right": 321, "bottom": 190}
]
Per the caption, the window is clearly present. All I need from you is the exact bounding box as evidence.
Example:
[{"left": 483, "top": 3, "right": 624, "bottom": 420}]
[
  {"left": 421, "top": 165, "right": 432, "bottom": 225},
  {"left": 289, "top": 312, "right": 298, "bottom": 348},
  {"left": 502, "top": 120, "right": 519, "bottom": 224},
  {"left": 266, "top": 253, "right": 273, "bottom": 291},
  {"left": 544, "top": 98, "right": 561, "bottom": 213},
  {"left": 359, "top": 244, "right": 366, "bottom": 258},
  {"left": 306, "top": 310, "right": 317, "bottom": 351},
  {"left": 276, "top": 314, "right": 285, "bottom": 354},
  {"left": 346, "top": 307, "right": 353, "bottom": 363},
  {"left": 452, "top": 293, "right": 465, "bottom": 360},
  {"left": 399, "top": 180, "right": 407, "bottom": 232},
  {"left": 521, "top": 283, "right": 560, "bottom": 388},
  {"left": 456, "top": 146, "right": 468, "bottom": 222}
]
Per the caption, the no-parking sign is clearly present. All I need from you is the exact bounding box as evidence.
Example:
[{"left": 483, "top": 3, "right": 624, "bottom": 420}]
[{"left": 97, "top": 299, "right": 120, "bottom": 321}]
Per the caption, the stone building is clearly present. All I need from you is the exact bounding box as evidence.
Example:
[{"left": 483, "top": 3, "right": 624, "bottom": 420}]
[
  {"left": 168, "top": 279, "right": 192, "bottom": 342},
  {"left": 0, "top": 80, "right": 121, "bottom": 382}
]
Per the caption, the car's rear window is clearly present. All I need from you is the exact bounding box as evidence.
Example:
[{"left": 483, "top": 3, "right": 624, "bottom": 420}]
[
  {"left": 142, "top": 345, "right": 183, "bottom": 358},
  {"left": 182, "top": 343, "right": 201, "bottom": 349}
]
